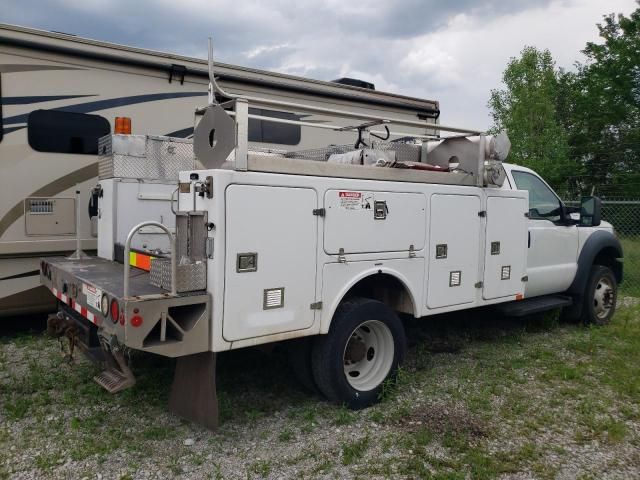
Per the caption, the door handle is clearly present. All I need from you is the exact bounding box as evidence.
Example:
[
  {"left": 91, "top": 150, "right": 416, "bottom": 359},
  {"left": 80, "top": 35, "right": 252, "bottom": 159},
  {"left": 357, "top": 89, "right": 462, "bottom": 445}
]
[{"left": 528, "top": 231, "right": 531, "bottom": 248}]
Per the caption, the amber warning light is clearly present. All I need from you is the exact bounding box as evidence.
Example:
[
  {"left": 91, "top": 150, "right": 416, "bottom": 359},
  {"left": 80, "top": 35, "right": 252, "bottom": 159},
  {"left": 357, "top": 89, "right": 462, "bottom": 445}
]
[{"left": 114, "top": 117, "right": 132, "bottom": 134}]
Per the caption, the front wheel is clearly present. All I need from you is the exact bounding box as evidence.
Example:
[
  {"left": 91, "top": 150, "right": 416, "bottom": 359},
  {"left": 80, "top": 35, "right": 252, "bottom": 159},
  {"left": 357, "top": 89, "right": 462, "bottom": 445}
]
[
  {"left": 311, "top": 297, "right": 406, "bottom": 409},
  {"left": 581, "top": 265, "right": 617, "bottom": 325}
]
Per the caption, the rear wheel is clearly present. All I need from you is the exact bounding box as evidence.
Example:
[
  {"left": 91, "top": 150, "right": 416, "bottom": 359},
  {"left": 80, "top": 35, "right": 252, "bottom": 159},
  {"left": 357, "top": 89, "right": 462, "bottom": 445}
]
[
  {"left": 311, "top": 297, "right": 406, "bottom": 409},
  {"left": 581, "top": 265, "right": 617, "bottom": 325}
]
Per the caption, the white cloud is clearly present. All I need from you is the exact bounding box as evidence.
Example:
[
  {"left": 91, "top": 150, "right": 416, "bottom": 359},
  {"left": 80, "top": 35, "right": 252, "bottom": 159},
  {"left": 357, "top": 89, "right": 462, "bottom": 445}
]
[
  {"left": 395, "top": 0, "right": 638, "bottom": 128},
  {"left": 1, "top": 0, "right": 637, "bottom": 131}
]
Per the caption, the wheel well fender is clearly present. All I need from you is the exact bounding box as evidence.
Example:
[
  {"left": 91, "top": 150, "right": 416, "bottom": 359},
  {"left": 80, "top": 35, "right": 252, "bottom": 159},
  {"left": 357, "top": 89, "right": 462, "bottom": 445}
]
[
  {"left": 320, "top": 267, "right": 418, "bottom": 334},
  {"left": 567, "top": 230, "right": 623, "bottom": 296}
]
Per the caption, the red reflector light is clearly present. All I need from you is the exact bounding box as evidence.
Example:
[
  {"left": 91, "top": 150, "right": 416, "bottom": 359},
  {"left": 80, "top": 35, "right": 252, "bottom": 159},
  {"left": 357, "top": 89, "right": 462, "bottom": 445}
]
[
  {"left": 110, "top": 298, "right": 119, "bottom": 323},
  {"left": 130, "top": 315, "right": 143, "bottom": 327}
]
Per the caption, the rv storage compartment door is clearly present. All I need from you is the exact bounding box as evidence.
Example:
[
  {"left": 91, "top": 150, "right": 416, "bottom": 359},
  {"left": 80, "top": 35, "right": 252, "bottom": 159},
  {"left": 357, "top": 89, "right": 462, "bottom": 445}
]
[
  {"left": 482, "top": 195, "right": 528, "bottom": 300},
  {"left": 223, "top": 185, "right": 317, "bottom": 342},
  {"left": 323, "top": 190, "right": 426, "bottom": 254},
  {"left": 427, "top": 194, "right": 481, "bottom": 309},
  {"left": 25, "top": 197, "right": 76, "bottom": 236}
]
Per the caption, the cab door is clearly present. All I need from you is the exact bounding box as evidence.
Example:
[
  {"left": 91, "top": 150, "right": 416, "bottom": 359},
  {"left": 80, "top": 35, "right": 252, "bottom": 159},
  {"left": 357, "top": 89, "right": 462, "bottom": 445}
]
[{"left": 510, "top": 169, "right": 579, "bottom": 297}]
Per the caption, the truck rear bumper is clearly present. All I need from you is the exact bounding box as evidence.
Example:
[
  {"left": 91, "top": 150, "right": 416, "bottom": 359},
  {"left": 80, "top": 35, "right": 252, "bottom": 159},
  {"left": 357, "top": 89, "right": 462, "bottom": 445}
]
[{"left": 40, "top": 256, "right": 211, "bottom": 358}]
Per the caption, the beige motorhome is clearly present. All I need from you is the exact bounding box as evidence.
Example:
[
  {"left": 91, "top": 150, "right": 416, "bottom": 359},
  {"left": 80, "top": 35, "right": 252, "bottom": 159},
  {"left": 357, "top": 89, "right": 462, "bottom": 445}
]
[{"left": 0, "top": 23, "right": 440, "bottom": 316}]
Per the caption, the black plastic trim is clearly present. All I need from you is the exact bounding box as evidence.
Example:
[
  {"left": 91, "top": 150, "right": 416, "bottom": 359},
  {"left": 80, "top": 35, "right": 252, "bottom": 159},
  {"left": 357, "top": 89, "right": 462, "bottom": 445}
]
[
  {"left": 0, "top": 35, "right": 440, "bottom": 118},
  {"left": 567, "top": 230, "right": 623, "bottom": 295}
]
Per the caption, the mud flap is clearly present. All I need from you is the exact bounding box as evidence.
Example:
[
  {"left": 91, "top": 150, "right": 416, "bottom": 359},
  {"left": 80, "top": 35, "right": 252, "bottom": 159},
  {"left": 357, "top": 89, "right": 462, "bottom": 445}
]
[{"left": 168, "top": 351, "right": 218, "bottom": 430}]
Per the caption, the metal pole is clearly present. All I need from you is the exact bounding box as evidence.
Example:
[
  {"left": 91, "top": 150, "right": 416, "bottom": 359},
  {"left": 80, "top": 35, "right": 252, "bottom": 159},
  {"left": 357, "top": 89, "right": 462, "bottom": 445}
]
[
  {"left": 67, "top": 188, "right": 89, "bottom": 260},
  {"left": 234, "top": 99, "right": 249, "bottom": 171}
]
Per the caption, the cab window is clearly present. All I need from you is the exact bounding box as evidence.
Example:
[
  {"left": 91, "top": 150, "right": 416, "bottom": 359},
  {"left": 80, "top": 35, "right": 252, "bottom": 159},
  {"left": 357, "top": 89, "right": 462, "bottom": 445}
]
[{"left": 512, "top": 170, "right": 562, "bottom": 222}]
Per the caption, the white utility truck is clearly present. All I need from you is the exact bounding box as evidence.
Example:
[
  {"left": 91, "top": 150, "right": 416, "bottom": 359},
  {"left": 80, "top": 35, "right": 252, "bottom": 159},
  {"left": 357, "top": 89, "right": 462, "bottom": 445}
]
[{"left": 39, "top": 54, "right": 623, "bottom": 430}]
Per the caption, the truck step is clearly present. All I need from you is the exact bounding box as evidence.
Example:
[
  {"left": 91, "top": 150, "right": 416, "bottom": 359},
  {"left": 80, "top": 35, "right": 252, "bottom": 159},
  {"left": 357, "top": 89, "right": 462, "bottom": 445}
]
[
  {"left": 93, "top": 348, "right": 136, "bottom": 393},
  {"left": 496, "top": 294, "right": 573, "bottom": 317},
  {"left": 94, "top": 367, "right": 136, "bottom": 393}
]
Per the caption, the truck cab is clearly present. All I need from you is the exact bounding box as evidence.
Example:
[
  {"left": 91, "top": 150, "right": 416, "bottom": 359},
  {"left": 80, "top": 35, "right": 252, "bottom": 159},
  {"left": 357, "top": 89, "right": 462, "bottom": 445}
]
[{"left": 502, "top": 163, "right": 622, "bottom": 323}]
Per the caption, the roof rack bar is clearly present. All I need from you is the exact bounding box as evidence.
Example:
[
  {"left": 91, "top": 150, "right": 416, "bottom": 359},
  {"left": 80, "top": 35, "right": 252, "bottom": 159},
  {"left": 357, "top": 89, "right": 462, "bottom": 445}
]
[
  {"left": 234, "top": 95, "right": 480, "bottom": 135},
  {"left": 227, "top": 111, "right": 440, "bottom": 140}
]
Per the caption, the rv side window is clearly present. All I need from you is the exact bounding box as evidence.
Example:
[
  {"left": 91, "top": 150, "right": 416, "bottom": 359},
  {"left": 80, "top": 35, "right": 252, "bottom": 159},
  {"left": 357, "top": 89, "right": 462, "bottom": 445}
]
[
  {"left": 28, "top": 110, "right": 110, "bottom": 154},
  {"left": 248, "top": 108, "right": 301, "bottom": 145}
]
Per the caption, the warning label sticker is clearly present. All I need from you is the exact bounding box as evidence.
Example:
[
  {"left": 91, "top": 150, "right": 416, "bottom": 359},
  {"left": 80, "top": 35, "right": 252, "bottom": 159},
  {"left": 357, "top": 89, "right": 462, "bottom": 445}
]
[
  {"left": 82, "top": 283, "right": 102, "bottom": 311},
  {"left": 338, "top": 191, "right": 363, "bottom": 210}
]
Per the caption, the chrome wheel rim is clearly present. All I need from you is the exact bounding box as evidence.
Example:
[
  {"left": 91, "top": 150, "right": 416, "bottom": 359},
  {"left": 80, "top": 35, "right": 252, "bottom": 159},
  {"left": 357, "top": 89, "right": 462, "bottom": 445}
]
[
  {"left": 593, "top": 276, "right": 615, "bottom": 320},
  {"left": 343, "top": 320, "right": 394, "bottom": 392}
]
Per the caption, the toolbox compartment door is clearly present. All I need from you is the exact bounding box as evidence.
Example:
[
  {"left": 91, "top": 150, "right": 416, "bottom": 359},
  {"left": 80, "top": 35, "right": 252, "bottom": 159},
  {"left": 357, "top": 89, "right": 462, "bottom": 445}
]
[
  {"left": 482, "top": 195, "right": 528, "bottom": 300},
  {"left": 223, "top": 185, "right": 318, "bottom": 342},
  {"left": 426, "top": 194, "right": 481, "bottom": 309},
  {"left": 323, "top": 189, "right": 426, "bottom": 254}
]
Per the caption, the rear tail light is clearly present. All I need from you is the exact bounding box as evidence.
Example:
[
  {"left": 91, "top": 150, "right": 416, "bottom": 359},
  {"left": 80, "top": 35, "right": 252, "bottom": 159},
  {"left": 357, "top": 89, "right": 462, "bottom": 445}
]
[{"left": 110, "top": 298, "right": 119, "bottom": 323}]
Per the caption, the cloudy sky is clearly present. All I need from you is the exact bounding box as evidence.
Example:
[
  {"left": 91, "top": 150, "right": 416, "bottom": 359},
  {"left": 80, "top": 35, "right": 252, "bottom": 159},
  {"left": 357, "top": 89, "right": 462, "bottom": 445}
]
[{"left": 2, "top": 0, "right": 637, "bottom": 128}]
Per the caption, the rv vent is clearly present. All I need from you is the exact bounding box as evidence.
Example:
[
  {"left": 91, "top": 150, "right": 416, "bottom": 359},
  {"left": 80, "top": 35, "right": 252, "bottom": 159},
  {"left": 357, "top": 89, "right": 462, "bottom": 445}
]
[
  {"left": 331, "top": 77, "right": 375, "bottom": 90},
  {"left": 29, "top": 199, "right": 54, "bottom": 214}
]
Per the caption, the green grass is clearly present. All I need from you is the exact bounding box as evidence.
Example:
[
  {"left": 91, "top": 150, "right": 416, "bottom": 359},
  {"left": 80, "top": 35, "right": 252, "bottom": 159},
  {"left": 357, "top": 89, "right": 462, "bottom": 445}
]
[
  {"left": 619, "top": 236, "right": 640, "bottom": 297},
  {"left": 1, "top": 305, "right": 639, "bottom": 478},
  {"left": 341, "top": 436, "right": 370, "bottom": 465}
]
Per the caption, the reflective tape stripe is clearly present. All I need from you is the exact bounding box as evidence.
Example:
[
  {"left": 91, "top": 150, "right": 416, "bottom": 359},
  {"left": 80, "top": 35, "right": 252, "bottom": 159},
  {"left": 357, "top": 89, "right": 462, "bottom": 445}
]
[
  {"left": 50, "top": 286, "right": 97, "bottom": 324},
  {"left": 129, "top": 252, "right": 155, "bottom": 271}
]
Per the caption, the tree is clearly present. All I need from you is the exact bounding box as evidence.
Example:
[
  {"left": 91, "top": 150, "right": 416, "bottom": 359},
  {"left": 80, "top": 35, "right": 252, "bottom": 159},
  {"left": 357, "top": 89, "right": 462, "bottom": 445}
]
[
  {"left": 488, "top": 47, "right": 574, "bottom": 194},
  {"left": 569, "top": 8, "right": 640, "bottom": 197}
]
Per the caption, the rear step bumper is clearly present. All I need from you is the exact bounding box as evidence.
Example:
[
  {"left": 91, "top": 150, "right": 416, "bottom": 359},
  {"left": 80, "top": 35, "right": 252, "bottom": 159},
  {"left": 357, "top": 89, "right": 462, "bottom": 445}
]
[{"left": 495, "top": 294, "right": 573, "bottom": 317}]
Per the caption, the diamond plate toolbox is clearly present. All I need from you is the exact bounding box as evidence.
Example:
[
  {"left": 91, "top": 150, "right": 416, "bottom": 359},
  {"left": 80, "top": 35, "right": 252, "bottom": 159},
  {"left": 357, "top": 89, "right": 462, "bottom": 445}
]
[
  {"left": 99, "top": 134, "right": 196, "bottom": 181},
  {"left": 150, "top": 258, "right": 207, "bottom": 293}
]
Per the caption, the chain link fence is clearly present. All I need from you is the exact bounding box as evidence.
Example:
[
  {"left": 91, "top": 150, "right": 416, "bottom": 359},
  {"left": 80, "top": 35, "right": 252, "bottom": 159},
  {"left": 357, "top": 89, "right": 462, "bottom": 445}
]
[{"left": 567, "top": 198, "right": 640, "bottom": 298}]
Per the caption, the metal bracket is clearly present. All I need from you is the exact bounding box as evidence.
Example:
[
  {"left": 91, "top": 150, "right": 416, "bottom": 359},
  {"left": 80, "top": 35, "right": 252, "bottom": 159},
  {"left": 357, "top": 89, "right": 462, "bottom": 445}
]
[
  {"left": 338, "top": 248, "right": 347, "bottom": 264},
  {"left": 478, "top": 210, "right": 487, "bottom": 217},
  {"left": 169, "top": 64, "right": 187, "bottom": 85},
  {"left": 409, "top": 244, "right": 416, "bottom": 258},
  {"left": 310, "top": 301, "right": 323, "bottom": 310},
  {"left": 313, "top": 208, "right": 326, "bottom": 217}
]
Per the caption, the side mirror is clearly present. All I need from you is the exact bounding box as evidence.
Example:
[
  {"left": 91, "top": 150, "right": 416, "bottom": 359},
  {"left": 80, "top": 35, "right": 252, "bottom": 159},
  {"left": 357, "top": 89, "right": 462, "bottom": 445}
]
[{"left": 580, "top": 196, "right": 602, "bottom": 227}]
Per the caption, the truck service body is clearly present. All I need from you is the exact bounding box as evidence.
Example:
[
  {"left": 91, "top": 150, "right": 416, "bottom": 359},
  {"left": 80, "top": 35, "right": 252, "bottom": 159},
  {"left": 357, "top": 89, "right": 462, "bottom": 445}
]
[{"left": 38, "top": 41, "right": 622, "bottom": 430}]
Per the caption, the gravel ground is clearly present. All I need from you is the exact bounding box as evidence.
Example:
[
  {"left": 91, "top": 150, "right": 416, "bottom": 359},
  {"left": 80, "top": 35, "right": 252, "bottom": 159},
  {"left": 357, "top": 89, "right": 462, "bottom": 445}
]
[{"left": 1, "top": 304, "right": 639, "bottom": 479}]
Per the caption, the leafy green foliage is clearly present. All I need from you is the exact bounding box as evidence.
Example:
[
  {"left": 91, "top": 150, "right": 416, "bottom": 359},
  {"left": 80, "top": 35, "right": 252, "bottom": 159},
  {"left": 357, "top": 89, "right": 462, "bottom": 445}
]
[
  {"left": 569, "top": 9, "right": 640, "bottom": 197},
  {"left": 489, "top": 7, "right": 640, "bottom": 198},
  {"left": 489, "top": 46, "right": 573, "bottom": 193}
]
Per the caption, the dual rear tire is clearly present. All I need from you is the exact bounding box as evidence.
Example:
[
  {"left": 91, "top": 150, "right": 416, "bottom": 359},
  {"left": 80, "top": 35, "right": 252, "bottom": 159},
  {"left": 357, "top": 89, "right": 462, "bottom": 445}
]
[{"left": 288, "top": 297, "right": 406, "bottom": 409}]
